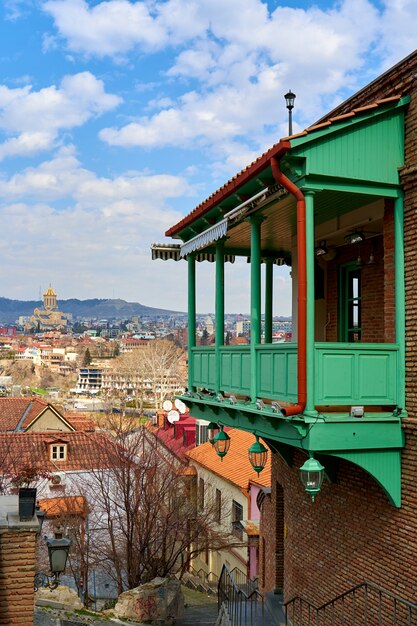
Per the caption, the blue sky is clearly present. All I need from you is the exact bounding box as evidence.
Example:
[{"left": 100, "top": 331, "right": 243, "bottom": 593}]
[{"left": 0, "top": 0, "right": 415, "bottom": 315}]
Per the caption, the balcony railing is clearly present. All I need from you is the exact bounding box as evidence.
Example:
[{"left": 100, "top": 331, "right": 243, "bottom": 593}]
[{"left": 191, "top": 342, "right": 400, "bottom": 408}]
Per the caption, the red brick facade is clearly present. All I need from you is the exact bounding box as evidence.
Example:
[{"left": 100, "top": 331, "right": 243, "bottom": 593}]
[
  {"left": 0, "top": 529, "right": 37, "bottom": 625},
  {"left": 260, "top": 420, "right": 417, "bottom": 604}
]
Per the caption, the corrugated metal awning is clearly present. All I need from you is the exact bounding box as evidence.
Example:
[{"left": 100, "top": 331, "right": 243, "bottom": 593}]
[
  {"left": 151, "top": 243, "right": 235, "bottom": 263},
  {"left": 180, "top": 218, "right": 228, "bottom": 257}
]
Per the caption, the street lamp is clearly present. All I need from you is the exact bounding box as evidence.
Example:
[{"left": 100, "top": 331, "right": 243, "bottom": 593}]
[
  {"left": 299, "top": 455, "right": 324, "bottom": 502},
  {"left": 213, "top": 425, "right": 231, "bottom": 460},
  {"left": 284, "top": 90, "right": 296, "bottom": 136},
  {"left": 248, "top": 435, "right": 268, "bottom": 476},
  {"left": 34, "top": 536, "right": 72, "bottom": 590},
  {"left": 207, "top": 421, "right": 219, "bottom": 445}
]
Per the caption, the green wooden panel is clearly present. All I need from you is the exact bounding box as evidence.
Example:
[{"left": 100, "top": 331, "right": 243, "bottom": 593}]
[
  {"left": 315, "top": 343, "right": 399, "bottom": 405},
  {"left": 192, "top": 348, "right": 216, "bottom": 388},
  {"left": 318, "top": 353, "right": 355, "bottom": 400},
  {"left": 358, "top": 353, "right": 396, "bottom": 402},
  {"left": 290, "top": 105, "right": 406, "bottom": 185},
  {"left": 219, "top": 347, "right": 251, "bottom": 395},
  {"left": 257, "top": 345, "right": 298, "bottom": 402}
]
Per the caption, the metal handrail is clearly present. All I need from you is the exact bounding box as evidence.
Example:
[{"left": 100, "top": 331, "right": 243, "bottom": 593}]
[
  {"left": 218, "top": 564, "right": 264, "bottom": 626},
  {"left": 285, "top": 580, "right": 417, "bottom": 626}
]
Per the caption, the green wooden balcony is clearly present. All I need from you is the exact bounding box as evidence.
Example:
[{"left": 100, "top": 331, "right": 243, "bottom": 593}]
[{"left": 192, "top": 342, "right": 400, "bottom": 409}]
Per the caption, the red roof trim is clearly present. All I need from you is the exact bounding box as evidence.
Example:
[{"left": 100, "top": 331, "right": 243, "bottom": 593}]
[{"left": 165, "top": 140, "right": 290, "bottom": 237}]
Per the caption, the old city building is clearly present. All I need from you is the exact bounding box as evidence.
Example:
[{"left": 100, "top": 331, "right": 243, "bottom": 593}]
[{"left": 156, "top": 49, "right": 417, "bottom": 617}]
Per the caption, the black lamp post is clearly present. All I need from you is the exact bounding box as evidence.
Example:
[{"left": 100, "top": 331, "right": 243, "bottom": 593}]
[
  {"left": 34, "top": 536, "right": 72, "bottom": 590},
  {"left": 284, "top": 90, "right": 296, "bottom": 136}
]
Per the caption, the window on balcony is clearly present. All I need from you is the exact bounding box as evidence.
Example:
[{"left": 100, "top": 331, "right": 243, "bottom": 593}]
[{"left": 340, "top": 265, "right": 362, "bottom": 342}]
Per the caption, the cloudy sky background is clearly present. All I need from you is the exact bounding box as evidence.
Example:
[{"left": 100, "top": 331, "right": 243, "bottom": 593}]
[{"left": 0, "top": 0, "right": 416, "bottom": 315}]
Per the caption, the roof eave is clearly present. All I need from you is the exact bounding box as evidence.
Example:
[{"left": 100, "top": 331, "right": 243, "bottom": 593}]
[{"left": 165, "top": 140, "right": 291, "bottom": 238}]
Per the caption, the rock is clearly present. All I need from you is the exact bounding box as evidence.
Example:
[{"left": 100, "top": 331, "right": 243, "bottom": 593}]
[
  {"left": 113, "top": 577, "right": 184, "bottom": 624},
  {"left": 35, "top": 584, "right": 83, "bottom": 611}
]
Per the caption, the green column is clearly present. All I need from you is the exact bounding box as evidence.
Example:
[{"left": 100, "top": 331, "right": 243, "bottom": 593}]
[
  {"left": 249, "top": 216, "right": 263, "bottom": 402},
  {"left": 265, "top": 258, "right": 273, "bottom": 344},
  {"left": 187, "top": 254, "right": 196, "bottom": 392},
  {"left": 215, "top": 239, "right": 225, "bottom": 393},
  {"left": 394, "top": 193, "right": 406, "bottom": 413},
  {"left": 305, "top": 192, "right": 316, "bottom": 415}
]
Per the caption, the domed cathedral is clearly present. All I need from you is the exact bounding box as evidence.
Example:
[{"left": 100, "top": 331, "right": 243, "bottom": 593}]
[
  {"left": 43, "top": 286, "right": 58, "bottom": 310},
  {"left": 25, "top": 285, "right": 68, "bottom": 332}
]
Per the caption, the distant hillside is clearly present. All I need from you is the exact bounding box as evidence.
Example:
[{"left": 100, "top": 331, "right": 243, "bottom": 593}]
[{"left": 0, "top": 297, "right": 183, "bottom": 324}]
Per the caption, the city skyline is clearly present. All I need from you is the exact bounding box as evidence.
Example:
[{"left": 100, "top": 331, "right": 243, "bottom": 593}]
[{"left": 0, "top": 0, "right": 415, "bottom": 315}]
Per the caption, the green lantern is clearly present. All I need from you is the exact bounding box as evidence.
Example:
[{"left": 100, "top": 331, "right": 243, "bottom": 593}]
[
  {"left": 213, "top": 425, "right": 231, "bottom": 460},
  {"left": 248, "top": 435, "right": 268, "bottom": 476},
  {"left": 299, "top": 456, "right": 325, "bottom": 502}
]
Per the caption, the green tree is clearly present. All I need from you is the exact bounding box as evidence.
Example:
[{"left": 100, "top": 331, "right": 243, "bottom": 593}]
[{"left": 83, "top": 348, "right": 92, "bottom": 367}]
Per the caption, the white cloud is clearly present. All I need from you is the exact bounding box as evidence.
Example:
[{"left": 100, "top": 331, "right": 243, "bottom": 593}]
[
  {"left": 0, "top": 149, "right": 195, "bottom": 306},
  {"left": 0, "top": 72, "right": 121, "bottom": 159},
  {"left": 377, "top": 0, "right": 417, "bottom": 69},
  {"left": 98, "top": 0, "right": 381, "bottom": 154},
  {"left": 42, "top": 0, "right": 165, "bottom": 56}
]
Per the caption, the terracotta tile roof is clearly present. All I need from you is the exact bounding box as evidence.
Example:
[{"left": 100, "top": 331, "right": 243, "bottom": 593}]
[
  {"left": 165, "top": 141, "right": 290, "bottom": 237},
  {"left": 243, "top": 520, "right": 260, "bottom": 537},
  {"left": 64, "top": 414, "right": 96, "bottom": 431},
  {"left": 187, "top": 429, "right": 271, "bottom": 491},
  {"left": 0, "top": 430, "right": 118, "bottom": 474},
  {"left": 37, "top": 495, "right": 88, "bottom": 518},
  {"left": 166, "top": 93, "right": 404, "bottom": 239},
  {"left": 0, "top": 397, "right": 76, "bottom": 432},
  {"left": 280, "top": 95, "right": 402, "bottom": 142},
  {"left": 0, "top": 397, "right": 48, "bottom": 431}
]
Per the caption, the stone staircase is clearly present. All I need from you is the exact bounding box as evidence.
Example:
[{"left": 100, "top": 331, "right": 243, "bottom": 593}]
[{"left": 182, "top": 571, "right": 217, "bottom": 596}]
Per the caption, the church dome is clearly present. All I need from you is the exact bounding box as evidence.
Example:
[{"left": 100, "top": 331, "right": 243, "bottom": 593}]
[{"left": 44, "top": 286, "right": 57, "bottom": 297}]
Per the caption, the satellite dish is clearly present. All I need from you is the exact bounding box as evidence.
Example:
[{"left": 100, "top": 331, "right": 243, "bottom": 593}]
[
  {"left": 167, "top": 409, "right": 180, "bottom": 424},
  {"left": 163, "top": 400, "right": 173, "bottom": 412},
  {"left": 174, "top": 399, "right": 187, "bottom": 413}
]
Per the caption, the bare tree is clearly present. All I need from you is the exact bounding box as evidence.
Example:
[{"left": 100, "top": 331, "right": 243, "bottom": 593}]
[
  {"left": 139, "top": 339, "right": 185, "bottom": 409},
  {"left": 66, "top": 420, "right": 242, "bottom": 595},
  {"left": 106, "top": 339, "right": 186, "bottom": 411}
]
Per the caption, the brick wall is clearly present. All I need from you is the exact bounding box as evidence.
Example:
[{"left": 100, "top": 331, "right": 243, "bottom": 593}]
[
  {"left": 267, "top": 419, "right": 417, "bottom": 606},
  {"left": 0, "top": 529, "right": 37, "bottom": 625}
]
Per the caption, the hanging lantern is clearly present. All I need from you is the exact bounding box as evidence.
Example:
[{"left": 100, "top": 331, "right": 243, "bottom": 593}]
[
  {"left": 248, "top": 435, "right": 268, "bottom": 476},
  {"left": 299, "top": 456, "right": 325, "bottom": 502},
  {"left": 213, "top": 425, "right": 231, "bottom": 460},
  {"left": 207, "top": 422, "right": 219, "bottom": 445}
]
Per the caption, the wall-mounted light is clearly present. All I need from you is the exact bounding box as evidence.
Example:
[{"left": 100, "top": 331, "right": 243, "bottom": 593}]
[
  {"left": 299, "top": 455, "right": 325, "bottom": 502},
  {"left": 345, "top": 231, "right": 365, "bottom": 245},
  {"left": 216, "top": 393, "right": 225, "bottom": 402},
  {"left": 213, "top": 425, "right": 231, "bottom": 460},
  {"left": 248, "top": 435, "right": 268, "bottom": 476},
  {"left": 229, "top": 395, "right": 237, "bottom": 405},
  {"left": 34, "top": 536, "right": 72, "bottom": 591},
  {"left": 255, "top": 399, "right": 265, "bottom": 410},
  {"left": 315, "top": 241, "right": 328, "bottom": 257}
]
